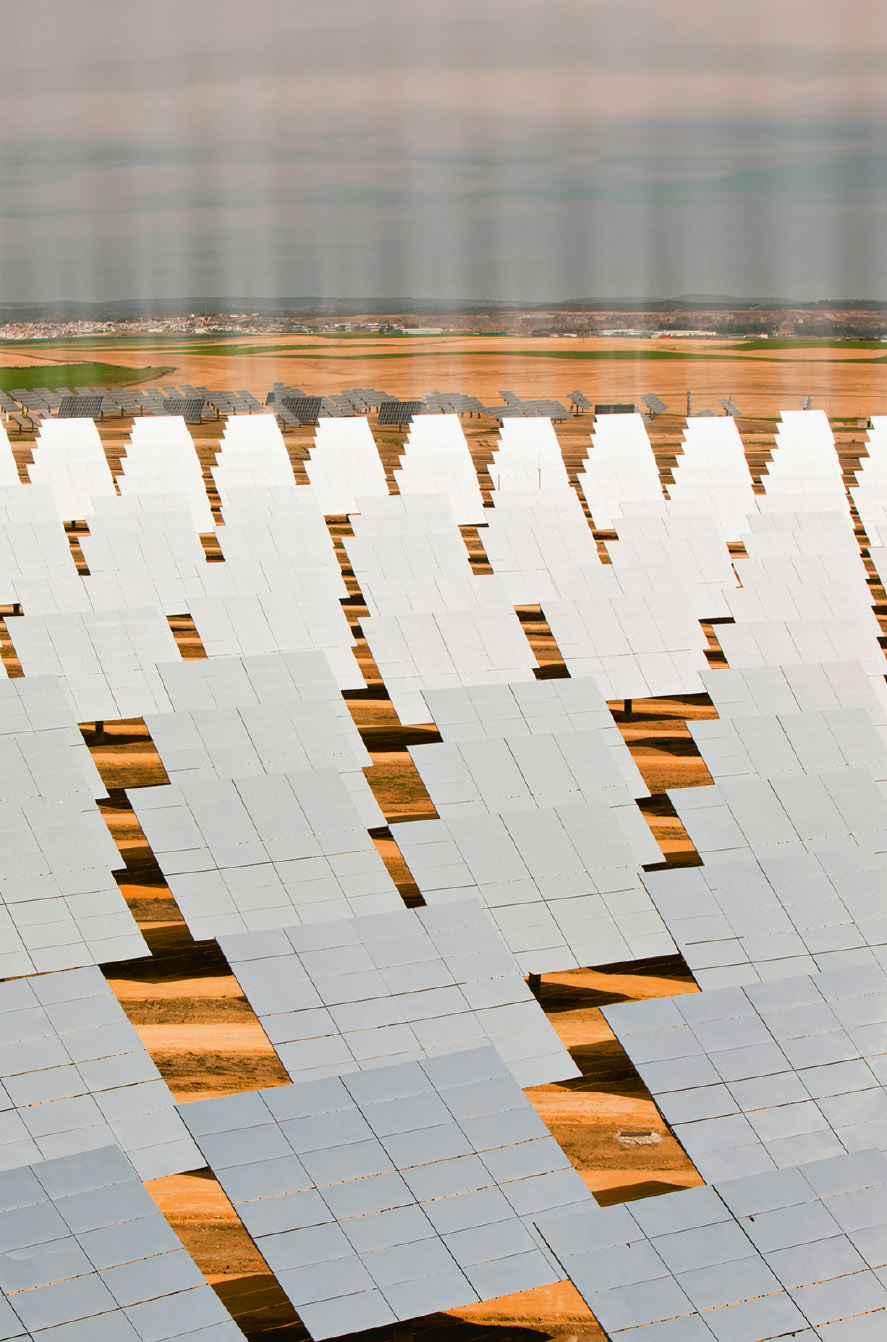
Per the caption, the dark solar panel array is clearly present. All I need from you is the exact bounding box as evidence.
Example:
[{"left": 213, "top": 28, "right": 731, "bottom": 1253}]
[
  {"left": 594, "top": 403, "right": 640, "bottom": 416},
  {"left": 282, "top": 395, "right": 324, "bottom": 424},
  {"left": 0, "top": 379, "right": 722, "bottom": 433},
  {"left": 262, "top": 385, "right": 396, "bottom": 416},
  {"left": 57, "top": 394, "right": 104, "bottom": 420},
  {"left": 143, "top": 386, "right": 264, "bottom": 418},
  {"left": 163, "top": 396, "right": 206, "bottom": 423},
  {"left": 377, "top": 399, "right": 426, "bottom": 426},
  {"left": 267, "top": 384, "right": 349, "bottom": 421}
]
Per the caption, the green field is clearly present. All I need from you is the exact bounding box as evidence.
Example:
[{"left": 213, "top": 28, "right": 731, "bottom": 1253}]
[
  {"left": 730, "top": 338, "right": 887, "bottom": 352},
  {"left": 263, "top": 346, "right": 887, "bottom": 364},
  {"left": 0, "top": 363, "right": 174, "bottom": 393},
  {"left": 1, "top": 335, "right": 206, "bottom": 351},
  {"left": 0, "top": 333, "right": 416, "bottom": 356},
  {"left": 490, "top": 347, "right": 887, "bottom": 365},
  {"left": 255, "top": 347, "right": 735, "bottom": 362},
  {"left": 161, "top": 342, "right": 319, "bottom": 358}
]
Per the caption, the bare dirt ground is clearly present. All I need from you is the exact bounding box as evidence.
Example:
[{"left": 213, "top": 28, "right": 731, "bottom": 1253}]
[
  {"left": 4, "top": 332, "right": 887, "bottom": 419},
  {"left": 2, "top": 372, "right": 884, "bottom": 1340}
]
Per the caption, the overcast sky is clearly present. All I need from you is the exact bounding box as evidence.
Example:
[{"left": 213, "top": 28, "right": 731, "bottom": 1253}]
[{"left": 3, "top": 0, "right": 886, "bottom": 302}]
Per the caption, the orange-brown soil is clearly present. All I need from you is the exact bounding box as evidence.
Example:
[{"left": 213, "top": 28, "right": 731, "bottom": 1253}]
[{"left": 5, "top": 333, "right": 887, "bottom": 419}]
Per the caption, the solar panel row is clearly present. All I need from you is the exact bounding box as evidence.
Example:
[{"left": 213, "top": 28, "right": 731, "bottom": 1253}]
[{"left": 0, "top": 403, "right": 886, "bottom": 1342}]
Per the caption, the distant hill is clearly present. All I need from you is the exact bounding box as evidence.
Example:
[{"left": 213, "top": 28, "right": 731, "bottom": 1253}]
[{"left": 2, "top": 296, "right": 887, "bottom": 322}]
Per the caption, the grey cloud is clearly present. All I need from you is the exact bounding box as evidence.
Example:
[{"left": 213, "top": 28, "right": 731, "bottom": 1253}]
[
  {"left": 5, "top": 1, "right": 887, "bottom": 93},
  {"left": 1, "top": 0, "right": 885, "bottom": 300}
]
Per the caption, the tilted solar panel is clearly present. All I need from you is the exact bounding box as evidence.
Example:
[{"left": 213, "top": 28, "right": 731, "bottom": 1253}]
[
  {"left": 162, "top": 397, "right": 205, "bottom": 423},
  {"left": 0, "top": 967, "right": 200, "bottom": 1177},
  {"left": 377, "top": 400, "right": 425, "bottom": 426},
  {"left": 605, "top": 965, "right": 887, "bottom": 1182},
  {"left": 0, "top": 1143, "right": 244, "bottom": 1338},
  {"left": 218, "top": 899, "right": 579, "bottom": 1087},
  {"left": 536, "top": 1145, "right": 887, "bottom": 1338},
  {"left": 57, "top": 394, "right": 104, "bottom": 420},
  {"left": 177, "top": 1044, "right": 593, "bottom": 1339},
  {"left": 282, "top": 395, "right": 324, "bottom": 424}
]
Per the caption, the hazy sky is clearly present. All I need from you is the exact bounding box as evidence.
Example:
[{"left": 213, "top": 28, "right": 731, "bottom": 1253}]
[{"left": 3, "top": 0, "right": 886, "bottom": 302}]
